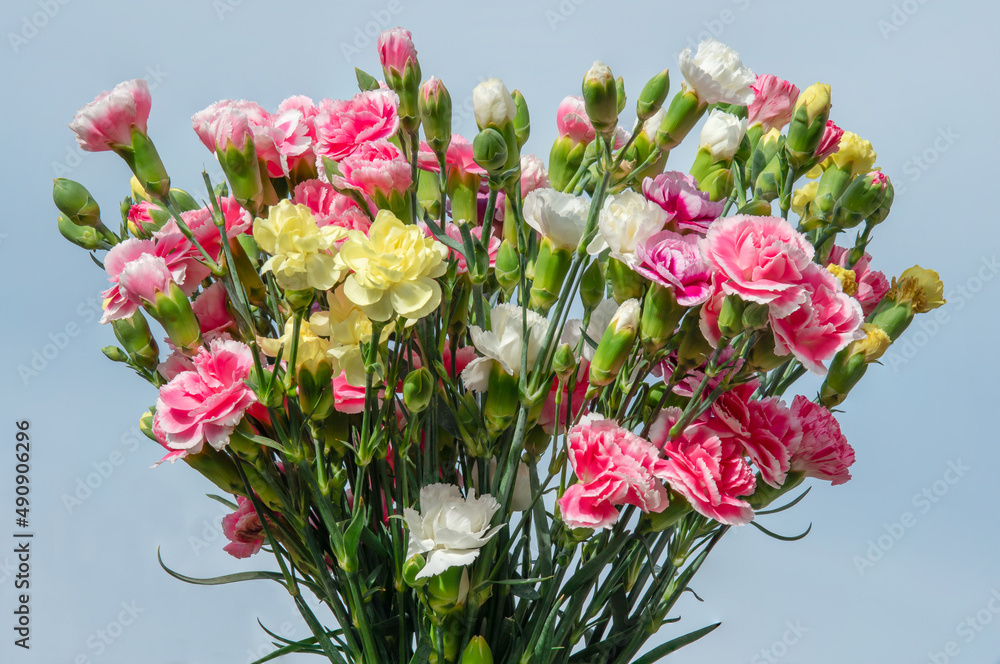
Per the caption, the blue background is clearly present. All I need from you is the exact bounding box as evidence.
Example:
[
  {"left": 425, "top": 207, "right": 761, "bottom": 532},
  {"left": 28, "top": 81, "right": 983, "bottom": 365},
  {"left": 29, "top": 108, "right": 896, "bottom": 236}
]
[{"left": 1, "top": 1, "right": 997, "bottom": 662}]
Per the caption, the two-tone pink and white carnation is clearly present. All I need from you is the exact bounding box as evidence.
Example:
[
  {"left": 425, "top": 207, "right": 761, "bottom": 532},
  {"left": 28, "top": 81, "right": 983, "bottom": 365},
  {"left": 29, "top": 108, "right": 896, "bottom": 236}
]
[
  {"left": 789, "top": 395, "right": 855, "bottom": 485},
  {"left": 748, "top": 74, "right": 800, "bottom": 132},
  {"left": 642, "top": 171, "right": 724, "bottom": 235},
  {"left": 222, "top": 496, "right": 265, "bottom": 559},
  {"left": 417, "top": 135, "right": 486, "bottom": 179},
  {"left": 338, "top": 139, "right": 412, "bottom": 198},
  {"left": 558, "top": 414, "right": 670, "bottom": 530},
  {"left": 633, "top": 230, "right": 714, "bottom": 306},
  {"left": 293, "top": 179, "right": 372, "bottom": 236},
  {"left": 555, "top": 95, "right": 595, "bottom": 144},
  {"left": 153, "top": 338, "right": 257, "bottom": 454},
  {"left": 70, "top": 78, "right": 152, "bottom": 151},
  {"left": 314, "top": 89, "right": 400, "bottom": 162}
]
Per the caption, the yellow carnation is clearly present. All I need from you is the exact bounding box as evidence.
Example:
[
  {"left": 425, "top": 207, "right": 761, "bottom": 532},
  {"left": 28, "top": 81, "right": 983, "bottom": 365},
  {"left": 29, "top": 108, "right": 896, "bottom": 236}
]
[
  {"left": 258, "top": 316, "right": 334, "bottom": 373},
  {"left": 253, "top": 200, "right": 348, "bottom": 291},
  {"left": 336, "top": 210, "right": 448, "bottom": 322},
  {"left": 823, "top": 131, "right": 877, "bottom": 177},
  {"left": 894, "top": 265, "right": 946, "bottom": 314},
  {"left": 312, "top": 287, "right": 390, "bottom": 386},
  {"left": 791, "top": 180, "right": 819, "bottom": 215}
]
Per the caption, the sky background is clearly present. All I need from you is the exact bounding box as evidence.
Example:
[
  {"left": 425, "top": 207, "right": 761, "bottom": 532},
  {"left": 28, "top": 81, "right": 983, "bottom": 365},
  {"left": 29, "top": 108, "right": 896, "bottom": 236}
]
[{"left": 1, "top": 0, "right": 997, "bottom": 662}]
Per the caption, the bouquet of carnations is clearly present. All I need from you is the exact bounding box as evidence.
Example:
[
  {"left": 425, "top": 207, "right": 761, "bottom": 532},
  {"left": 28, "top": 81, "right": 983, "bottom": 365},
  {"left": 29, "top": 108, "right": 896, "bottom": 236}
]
[{"left": 53, "top": 27, "right": 944, "bottom": 664}]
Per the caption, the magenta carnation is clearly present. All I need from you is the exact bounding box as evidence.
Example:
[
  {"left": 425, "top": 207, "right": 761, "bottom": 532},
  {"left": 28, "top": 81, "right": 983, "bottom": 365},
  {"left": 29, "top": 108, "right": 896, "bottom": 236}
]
[
  {"left": 642, "top": 171, "right": 724, "bottom": 236},
  {"left": 633, "top": 230, "right": 714, "bottom": 306}
]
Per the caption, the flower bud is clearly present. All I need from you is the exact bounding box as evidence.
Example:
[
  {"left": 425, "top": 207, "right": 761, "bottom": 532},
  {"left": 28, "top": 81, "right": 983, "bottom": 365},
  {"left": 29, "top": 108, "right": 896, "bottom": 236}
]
[
  {"left": 717, "top": 294, "right": 745, "bottom": 338},
  {"left": 461, "top": 636, "right": 494, "bottom": 664},
  {"left": 582, "top": 61, "right": 619, "bottom": 140},
  {"left": 426, "top": 566, "right": 469, "bottom": 616},
  {"left": 473, "top": 78, "right": 517, "bottom": 131},
  {"left": 53, "top": 179, "right": 102, "bottom": 228},
  {"left": 297, "top": 360, "right": 334, "bottom": 421},
  {"left": 637, "top": 68, "right": 670, "bottom": 122},
  {"left": 484, "top": 363, "right": 519, "bottom": 441},
  {"left": 141, "top": 280, "right": 203, "bottom": 356},
  {"left": 748, "top": 333, "right": 788, "bottom": 372},
  {"left": 655, "top": 88, "right": 706, "bottom": 151},
  {"left": 378, "top": 27, "right": 421, "bottom": 133},
  {"left": 867, "top": 176, "right": 894, "bottom": 225},
  {"left": 589, "top": 299, "right": 639, "bottom": 386},
  {"left": 832, "top": 171, "right": 889, "bottom": 229},
  {"left": 675, "top": 307, "right": 712, "bottom": 370},
  {"left": 552, "top": 343, "right": 578, "bottom": 383},
  {"left": 530, "top": 237, "right": 573, "bottom": 313},
  {"left": 403, "top": 367, "right": 435, "bottom": 414},
  {"left": 607, "top": 257, "right": 645, "bottom": 303},
  {"left": 511, "top": 89, "right": 530, "bottom": 149},
  {"left": 216, "top": 118, "right": 263, "bottom": 212},
  {"left": 472, "top": 128, "right": 509, "bottom": 174},
  {"left": 419, "top": 77, "right": 452, "bottom": 155},
  {"left": 101, "top": 346, "right": 129, "bottom": 363},
  {"left": 129, "top": 127, "right": 171, "bottom": 201},
  {"left": 810, "top": 162, "right": 853, "bottom": 222},
  {"left": 494, "top": 240, "right": 520, "bottom": 294},
  {"left": 819, "top": 323, "right": 890, "bottom": 407},
  {"left": 741, "top": 301, "right": 770, "bottom": 331},
  {"left": 402, "top": 555, "right": 427, "bottom": 588},
  {"left": 785, "top": 82, "right": 831, "bottom": 169},
  {"left": 111, "top": 312, "right": 160, "bottom": 372},
  {"left": 580, "top": 259, "right": 606, "bottom": 312},
  {"left": 640, "top": 284, "right": 683, "bottom": 354},
  {"left": 698, "top": 109, "right": 747, "bottom": 163},
  {"left": 57, "top": 213, "right": 103, "bottom": 250},
  {"left": 748, "top": 128, "right": 783, "bottom": 185}
]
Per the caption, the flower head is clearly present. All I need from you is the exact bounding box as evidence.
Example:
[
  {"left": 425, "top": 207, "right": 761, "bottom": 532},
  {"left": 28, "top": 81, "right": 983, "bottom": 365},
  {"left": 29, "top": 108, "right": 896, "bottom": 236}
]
[
  {"left": 699, "top": 109, "right": 748, "bottom": 161},
  {"left": 222, "top": 496, "right": 265, "bottom": 559},
  {"left": 314, "top": 89, "right": 400, "bottom": 162},
  {"left": 642, "top": 171, "right": 724, "bottom": 235},
  {"left": 748, "top": 74, "right": 800, "bottom": 132},
  {"left": 461, "top": 302, "right": 550, "bottom": 390},
  {"left": 633, "top": 230, "right": 714, "bottom": 306},
  {"left": 338, "top": 139, "right": 412, "bottom": 198},
  {"left": 70, "top": 79, "right": 152, "bottom": 151},
  {"left": 292, "top": 179, "right": 371, "bottom": 237},
  {"left": 404, "top": 484, "right": 502, "bottom": 578},
  {"left": 789, "top": 396, "right": 855, "bottom": 485},
  {"left": 473, "top": 78, "right": 516, "bottom": 129},
  {"left": 523, "top": 188, "right": 590, "bottom": 250},
  {"left": 556, "top": 95, "right": 595, "bottom": 144},
  {"left": 253, "top": 200, "right": 348, "bottom": 291},
  {"left": 336, "top": 210, "right": 448, "bottom": 322},
  {"left": 588, "top": 190, "right": 667, "bottom": 265},
  {"left": 678, "top": 39, "right": 756, "bottom": 105},
  {"left": 378, "top": 27, "right": 418, "bottom": 76}
]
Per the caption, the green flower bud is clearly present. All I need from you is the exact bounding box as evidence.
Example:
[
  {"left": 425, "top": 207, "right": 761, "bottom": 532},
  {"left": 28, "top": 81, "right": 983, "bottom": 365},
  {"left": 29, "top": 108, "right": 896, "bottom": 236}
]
[
  {"left": 748, "top": 333, "right": 789, "bottom": 372},
  {"left": 530, "top": 237, "right": 573, "bottom": 313},
  {"left": 867, "top": 176, "right": 894, "bottom": 225},
  {"left": 675, "top": 307, "right": 712, "bottom": 370},
  {"left": 472, "top": 128, "right": 508, "bottom": 173},
  {"left": 741, "top": 302, "right": 770, "bottom": 331},
  {"left": 419, "top": 77, "right": 452, "bottom": 155},
  {"left": 589, "top": 299, "right": 639, "bottom": 386},
  {"left": 717, "top": 294, "right": 745, "bottom": 338},
  {"left": 143, "top": 282, "right": 203, "bottom": 356},
  {"left": 548, "top": 135, "right": 588, "bottom": 192},
  {"left": 552, "top": 343, "right": 578, "bottom": 383},
  {"left": 130, "top": 127, "right": 171, "bottom": 201},
  {"left": 655, "top": 89, "right": 706, "bottom": 151},
  {"left": 217, "top": 129, "right": 263, "bottom": 213},
  {"left": 101, "top": 346, "right": 129, "bottom": 363},
  {"left": 403, "top": 367, "right": 435, "bottom": 414},
  {"left": 580, "top": 259, "right": 606, "bottom": 312},
  {"left": 785, "top": 83, "right": 831, "bottom": 169},
  {"left": 427, "top": 566, "right": 468, "bottom": 616},
  {"left": 57, "top": 213, "right": 103, "bottom": 250},
  {"left": 483, "top": 364, "right": 519, "bottom": 441},
  {"left": 811, "top": 163, "right": 853, "bottom": 222},
  {"left": 461, "top": 636, "right": 494, "bottom": 664},
  {"left": 832, "top": 171, "right": 889, "bottom": 229},
  {"left": 637, "top": 68, "right": 670, "bottom": 122},
  {"left": 53, "top": 178, "right": 102, "bottom": 228},
  {"left": 297, "top": 361, "right": 334, "bottom": 421},
  {"left": 640, "top": 284, "right": 683, "bottom": 354},
  {"left": 111, "top": 312, "right": 160, "bottom": 372},
  {"left": 607, "top": 256, "right": 645, "bottom": 303},
  {"left": 402, "top": 555, "right": 427, "bottom": 588},
  {"left": 512, "top": 89, "right": 530, "bottom": 149},
  {"left": 582, "top": 61, "right": 619, "bottom": 140},
  {"left": 494, "top": 240, "right": 520, "bottom": 294}
]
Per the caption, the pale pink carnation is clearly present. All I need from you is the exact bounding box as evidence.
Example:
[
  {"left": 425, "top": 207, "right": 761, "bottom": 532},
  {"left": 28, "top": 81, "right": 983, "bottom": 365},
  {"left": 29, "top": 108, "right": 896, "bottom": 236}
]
[
  {"left": 770, "top": 263, "right": 864, "bottom": 375},
  {"left": 314, "top": 89, "right": 400, "bottom": 162},
  {"left": 127, "top": 201, "right": 160, "bottom": 233},
  {"left": 642, "top": 172, "right": 724, "bottom": 236},
  {"left": 292, "top": 179, "right": 371, "bottom": 237},
  {"left": 743, "top": 397, "right": 802, "bottom": 488},
  {"left": 255, "top": 109, "right": 312, "bottom": 178},
  {"left": 70, "top": 78, "right": 151, "bottom": 151},
  {"left": 633, "top": 230, "right": 714, "bottom": 306},
  {"left": 814, "top": 120, "right": 844, "bottom": 163},
  {"left": 704, "top": 215, "right": 815, "bottom": 318},
  {"left": 153, "top": 338, "right": 257, "bottom": 453},
  {"left": 117, "top": 254, "right": 174, "bottom": 303},
  {"left": 649, "top": 409, "right": 756, "bottom": 526},
  {"left": 339, "top": 139, "right": 412, "bottom": 198},
  {"left": 556, "top": 96, "right": 595, "bottom": 144},
  {"left": 748, "top": 74, "right": 800, "bottom": 132},
  {"left": 222, "top": 496, "right": 265, "bottom": 559},
  {"left": 558, "top": 414, "right": 670, "bottom": 530},
  {"left": 101, "top": 239, "right": 201, "bottom": 323},
  {"left": 520, "top": 153, "right": 550, "bottom": 195},
  {"left": 789, "top": 396, "right": 855, "bottom": 485},
  {"left": 827, "top": 245, "right": 890, "bottom": 316},
  {"left": 191, "top": 100, "right": 270, "bottom": 153},
  {"left": 378, "top": 27, "right": 418, "bottom": 75}
]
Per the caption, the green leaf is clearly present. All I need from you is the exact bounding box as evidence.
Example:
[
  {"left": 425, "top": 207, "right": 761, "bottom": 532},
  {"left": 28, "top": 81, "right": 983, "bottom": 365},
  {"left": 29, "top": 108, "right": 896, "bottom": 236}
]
[
  {"left": 755, "top": 487, "right": 811, "bottom": 515},
  {"left": 205, "top": 493, "right": 238, "bottom": 510},
  {"left": 629, "top": 622, "right": 721, "bottom": 664},
  {"left": 750, "top": 520, "right": 813, "bottom": 541},
  {"left": 157, "top": 548, "right": 286, "bottom": 588}
]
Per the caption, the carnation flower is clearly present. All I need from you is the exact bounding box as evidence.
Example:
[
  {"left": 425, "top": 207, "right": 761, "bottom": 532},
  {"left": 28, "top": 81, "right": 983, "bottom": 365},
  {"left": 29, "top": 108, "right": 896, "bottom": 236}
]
[
  {"left": 770, "top": 263, "right": 865, "bottom": 375},
  {"left": 314, "top": 89, "right": 399, "bottom": 162},
  {"left": 642, "top": 171, "right": 724, "bottom": 236},
  {"left": 336, "top": 209, "right": 448, "bottom": 322},
  {"left": 472, "top": 78, "right": 516, "bottom": 129},
  {"left": 416, "top": 134, "right": 486, "bottom": 177},
  {"left": 519, "top": 153, "right": 550, "bottom": 195},
  {"left": 813, "top": 120, "right": 845, "bottom": 164},
  {"left": 191, "top": 99, "right": 270, "bottom": 153},
  {"left": 699, "top": 109, "right": 748, "bottom": 161},
  {"left": 703, "top": 214, "right": 815, "bottom": 318},
  {"left": 254, "top": 108, "right": 313, "bottom": 178},
  {"left": 417, "top": 221, "right": 500, "bottom": 274},
  {"left": 70, "top": 78, "right": 152, "bottom": 151},
  {"left": 748, "top": 74, "right": 800, "bottom": 132},
  {"left": 338, "top": 139, "right": 412, "bottom": 199},
  {"left": 633, "top": 230, "right": 714, "bottom": 307},
  {"left": 678, "top": 39, "right": 756, "bottom": 105},
  {"left": 743, "top": 397, "right": 802, "bottom": 488},
  {"left": 222, "top": 496, "right": 265, "bottom": 559},
  {"left": 404, "top": 484, "right": 502, "bottom": 578},
  {"left": 461, "top": 303, "right": 550, "bottom": 391},
  {"left": 253, "top": 200, "right": 348, "bottom": 291},
  {"left": 153, "top": 338, "right": 257, "bottom": 453},
  {"left": 292, "top": 179, "right": 371, "bottom": 237},
  {"left": 789, "top": 396, "right": 855, "bottom": 485},
  {"left": 523, "top": 188, "right": 591, "bottom": 250},
  {"left": 377, "top": 26, "right": 418, "bottom": 76},
  {"left": 827, "top": 245, "right": 890, "bottom": 316},
  {"left": 588, "top": 190, "right": 667, "bottom": 266},
  {"left": 558, "top": 414, "right": 670, "bottom": 530},
  {"left": 556, "top": 96, "right": 595, "bottom": 144},
  {"left": 649, "top": 409, "right": 756, "bottom": 526},
  {"left": 192, "top": 282, "right": 236, "bottom": 336}
]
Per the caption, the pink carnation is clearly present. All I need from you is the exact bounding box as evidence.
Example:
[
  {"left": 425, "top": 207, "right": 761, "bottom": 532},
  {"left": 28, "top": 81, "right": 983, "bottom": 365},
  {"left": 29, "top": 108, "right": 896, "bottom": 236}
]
[
  {"left": 418, "top": 221, "right": 499, "bottom": 274},
  {"left": 314, "top": 89, "right": 399, "bottom": 162},
  {"left": 743, "top": 397, "right": 802, "bottom": 488},
  {"left": 814, "top": 120, "right": 844, "bottom": 163},
  {"left": 255, "top": 109, "right": 313, "bottom": 178},
  {"left": 698, "top": 273, "right": 727, "bottom": 348},
  {"left": 556, "top": 96, "right": 595, "bottom": 144},
  {"left": 333, "top": 371, "right": 375, "bottom": 414},
  {"left": 127, "top": 201, "right": 160, "bottom": 234},
  {"left": 100, "top": 238, "right": 202, "bottom": 323},
  {"left": 770, "top": 263, "right": 864, "bottom": 375},
  {"left": 416, "top": 134, "right": 486, "bottom": 178},
  {"left": 705, "top": 380, "right": 758, "bottom": 441},
  {"left": 789, "top": 396, "right": 855, "bottom": 485},
  {"left": 153, "top": 338, "right": 257, "bottom": 453},
  {"left": 192, "top": 282, "right": 236, "bottom": 335},
  {"left": 378, "top": 27, "right": 418, "bottom": 75},
  {"left": 191, "top": 100, "right": 270, "bottom": 153},
  {"left": 538, "top": 361, "right": 590, "bottom": 436},
  {"left": 292, "top": 179, "right": 371, "bottom": 237},
  {"left": 117, "top": 254, "right": 174, "bottom": 303},
  {"left": 827, "top": 245, "right": 890, "bottom": 316},
  {"left": 558, "top": 414, "right": 670, "bottom": 530},
  {"left": 339, "top": 139, "right": 412, "bottom": 198},
  {"left": 704, "top": 215, "right": 815, "bottom": 318},
  {"left": 70, "top": 78, "right": 151, "bottom": 151},
  {"left": 520, "top": 153, "right": 550, "bottom": 195},
  {"left": 222, "top": 496, "right": 265, "bottom": 559},
  {"left": 649, "top": 409, "right": 756, "bottom": 526},
  {"left": 633, "top": 230, "right": 714, "bottom": 306},
  {"left": 642, "top": 172, "right": 724, "bottom": 236},
  {"left": 748, "top": 74, "right": 800, "bottom": 132}
]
